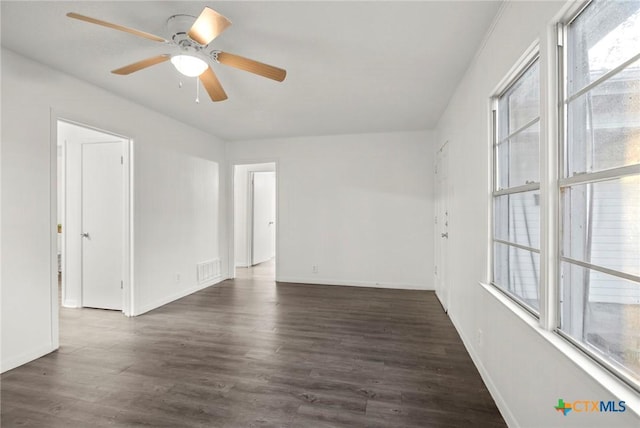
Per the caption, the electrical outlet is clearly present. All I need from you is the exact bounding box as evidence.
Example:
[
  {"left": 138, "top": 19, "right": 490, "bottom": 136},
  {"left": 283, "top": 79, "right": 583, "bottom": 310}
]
[
  {"left": 312, "top": 265, "right": 318, "bottom": 274},
  {"left": 477, "top": 329, "right": 483, "bottom": 348},
  {"left": 175, "top": 273, "right": 181, "bottom": 282}
]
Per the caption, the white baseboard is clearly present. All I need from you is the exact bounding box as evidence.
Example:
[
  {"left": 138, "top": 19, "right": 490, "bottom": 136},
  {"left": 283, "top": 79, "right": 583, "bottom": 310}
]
[
  {"left": 133, "top": 275, "right": 225, "bottom": 316},
  {"left": 447, "top": 312, "right": 518, "bottom": 427},
  {"left": 276, "top": 276, "right": 431, "bottom": 290},
  {"left": 1, "top": 344, "right": 57, "bottom": 374}
]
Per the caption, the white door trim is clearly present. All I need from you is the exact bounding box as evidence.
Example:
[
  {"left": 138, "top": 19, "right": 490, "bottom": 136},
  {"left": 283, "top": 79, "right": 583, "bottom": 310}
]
[
  {"left": 54, "top": 117, "right": 133, "bottom": 318},
  {"left": 247, "top": 171, "right": 255, "bottom": 266},
  {"left": 49, "top": 113, "right": 60, "bottom": 351}
]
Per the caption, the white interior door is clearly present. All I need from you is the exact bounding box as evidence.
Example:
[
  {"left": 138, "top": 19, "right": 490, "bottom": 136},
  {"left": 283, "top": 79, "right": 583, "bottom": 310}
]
[
  {"left": 435, "top": 142, "right": 450, "bottom": 311},
  {"left": 251, "top": 171, "right": 276, "bottom": 265},
  {"left": 81, "top": 141, "right": 123, "bottom": 310}
]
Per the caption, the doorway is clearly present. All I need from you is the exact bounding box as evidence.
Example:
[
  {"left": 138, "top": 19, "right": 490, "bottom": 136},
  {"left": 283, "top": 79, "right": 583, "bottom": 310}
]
[
  {"left": 233, "top": 163, "right": 277, "bottom": 280},
  {"left": 435, "top": 141, "right": 450, "bottom": 312},
  {"left": 57, "top": 120, "right": 131, "bottom": 314}
]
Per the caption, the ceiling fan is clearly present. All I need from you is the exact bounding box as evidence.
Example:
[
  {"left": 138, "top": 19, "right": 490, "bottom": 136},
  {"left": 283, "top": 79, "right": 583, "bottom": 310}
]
[{"left": 66, "top": 7, "right": 287, "bottom": 102}]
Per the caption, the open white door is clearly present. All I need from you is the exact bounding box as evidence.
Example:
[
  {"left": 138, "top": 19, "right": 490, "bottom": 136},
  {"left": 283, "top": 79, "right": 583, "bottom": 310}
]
[
  {"left": 251, "top": 171, "right": 276, "bottom": 266},
  {"left": 81, "top": 141, "right": 123, "bottom": 310},
  {"left": 435, "top": 142, "right": 450, "bottom": 312}
]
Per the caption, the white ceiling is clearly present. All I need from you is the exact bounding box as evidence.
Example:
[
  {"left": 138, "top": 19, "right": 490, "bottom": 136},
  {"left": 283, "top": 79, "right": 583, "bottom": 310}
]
[{"left": 1, "top": 1, "right": 502, "bottom": 141}]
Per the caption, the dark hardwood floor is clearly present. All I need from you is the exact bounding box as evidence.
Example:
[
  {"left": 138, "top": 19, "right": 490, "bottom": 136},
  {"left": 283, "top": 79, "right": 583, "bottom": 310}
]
[{"left": 1, "top": 265, "right": 506, "bottom": 427}]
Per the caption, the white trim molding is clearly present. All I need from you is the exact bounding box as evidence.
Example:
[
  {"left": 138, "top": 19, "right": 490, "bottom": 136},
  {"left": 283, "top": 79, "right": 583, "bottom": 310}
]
[{"left": 276, "top": 277, "right": 430, "bottom": 291}]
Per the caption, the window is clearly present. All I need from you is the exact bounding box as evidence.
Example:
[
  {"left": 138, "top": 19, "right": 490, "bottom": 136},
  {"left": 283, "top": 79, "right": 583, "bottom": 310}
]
[
  {"left": 492, "top": 56, "right": 541, "bottom": 313},
  {"left": 559, "top": 0, "right": 640, "bottom": 388},
  {"left": 488, "top": 0, "right": 640, "bottom": 391}
]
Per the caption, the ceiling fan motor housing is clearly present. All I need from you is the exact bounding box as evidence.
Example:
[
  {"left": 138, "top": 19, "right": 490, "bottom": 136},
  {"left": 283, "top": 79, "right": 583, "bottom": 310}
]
[{"left": 168, "top": 14, "right": 201, "bottom": 49}]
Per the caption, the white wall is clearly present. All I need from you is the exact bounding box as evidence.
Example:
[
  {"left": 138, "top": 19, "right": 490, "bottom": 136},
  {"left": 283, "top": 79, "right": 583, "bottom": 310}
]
[
  {"left": 1, "top": 48, "right": 227, "bottom": 372},
  {"left": 135, "top": 146, "right": 221, "bottom": 315},
  {"left": 234, "top": 163, "right": 276, "bottom": 268},
  {"left": 435, "top": 1, "right": 640, "bottom": 427},
  {"left": 227, "top": 131, "right": 434, "bottom": 290}
]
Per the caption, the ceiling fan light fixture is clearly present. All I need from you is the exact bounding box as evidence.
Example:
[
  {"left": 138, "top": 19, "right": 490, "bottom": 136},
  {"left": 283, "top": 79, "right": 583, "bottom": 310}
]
[{"left": 171, "top": 54, "right": 208, "bottom": 77}]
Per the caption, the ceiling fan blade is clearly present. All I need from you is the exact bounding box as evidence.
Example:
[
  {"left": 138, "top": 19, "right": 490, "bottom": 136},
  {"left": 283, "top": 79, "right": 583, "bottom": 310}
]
[
  {"left": 188, "top": 7, "right": 232, "bottom": 46},
  {"left": 199, "top": 67, "right": 228, "bottom": 102},
  {"left": 111, "top": 55, "right": 170, "bottom": 75},
  {"left": 67, "top": 12, "right": 167, "bottom": 43},
  {"left": 217, "top": 52, "right": 286, "bottom": 82}
]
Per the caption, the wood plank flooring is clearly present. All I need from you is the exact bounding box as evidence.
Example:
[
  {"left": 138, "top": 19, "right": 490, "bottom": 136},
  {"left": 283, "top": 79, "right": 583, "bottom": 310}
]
[{"left": 1, "top": 269, "right": 506, "bottom": 427}]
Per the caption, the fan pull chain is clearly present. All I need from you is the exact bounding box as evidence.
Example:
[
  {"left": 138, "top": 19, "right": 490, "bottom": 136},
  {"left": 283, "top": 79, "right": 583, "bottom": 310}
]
[{"left": 195, "top": 77, "right": 200, "bottom": 103}]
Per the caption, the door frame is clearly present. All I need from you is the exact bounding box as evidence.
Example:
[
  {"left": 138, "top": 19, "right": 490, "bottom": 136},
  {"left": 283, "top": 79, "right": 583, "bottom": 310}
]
[
  {"left": 227, "top": 160, "right": 279, "bottom": 280},
  {"left": 53, "top": 117, "right": 133, "bottom": 320}
]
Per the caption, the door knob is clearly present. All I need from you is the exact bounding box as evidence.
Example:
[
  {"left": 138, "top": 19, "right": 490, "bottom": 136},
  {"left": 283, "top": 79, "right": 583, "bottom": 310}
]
[
  {"left": 441, "top": 233, "right": 448, "bottom": 238},
  {"left": 81, "top": 232, "right": 90, "bottom": 238}
]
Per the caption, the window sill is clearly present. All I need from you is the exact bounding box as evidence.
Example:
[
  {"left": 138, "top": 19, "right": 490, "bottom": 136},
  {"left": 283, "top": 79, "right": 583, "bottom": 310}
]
[{"left": 479, "top": 281, "right": 640, "bottom": 418}]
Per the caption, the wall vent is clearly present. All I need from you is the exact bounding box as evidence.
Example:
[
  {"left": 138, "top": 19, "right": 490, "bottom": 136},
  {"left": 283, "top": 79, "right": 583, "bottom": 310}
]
[{"left": 197, "top": 259, "right": 221, "bottom": 285}]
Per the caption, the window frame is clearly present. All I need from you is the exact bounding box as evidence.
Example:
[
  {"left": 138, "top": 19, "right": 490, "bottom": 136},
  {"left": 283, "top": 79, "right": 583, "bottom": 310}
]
[{"left": 490, "top": 46, "right": 542, "bottom": 317}]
